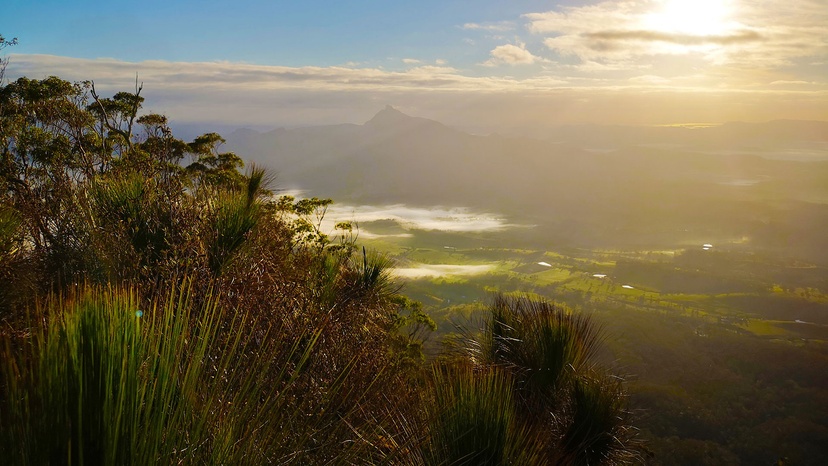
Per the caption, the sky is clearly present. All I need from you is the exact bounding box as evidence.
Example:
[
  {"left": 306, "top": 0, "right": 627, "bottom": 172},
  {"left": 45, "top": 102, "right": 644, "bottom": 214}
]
[{"left": 3, "top": 0, "right": 828, "bottom": 131}]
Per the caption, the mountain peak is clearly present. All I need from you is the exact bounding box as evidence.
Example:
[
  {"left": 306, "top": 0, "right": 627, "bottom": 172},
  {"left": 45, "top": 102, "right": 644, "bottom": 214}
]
[
  {"left": 365, "top": 105, "right": 411, "bottom": 126},
  {"left": 363, "top": 106, "right": 453, "bottom": 137}
]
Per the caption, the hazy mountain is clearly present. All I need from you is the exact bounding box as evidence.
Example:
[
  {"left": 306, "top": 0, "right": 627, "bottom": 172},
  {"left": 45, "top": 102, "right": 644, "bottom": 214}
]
[
  {"left": 515, "top": 120, "right": 828, "bottom": 155},
  {"left": 225, "top": 108, "right": 828, "bottom": 262}
]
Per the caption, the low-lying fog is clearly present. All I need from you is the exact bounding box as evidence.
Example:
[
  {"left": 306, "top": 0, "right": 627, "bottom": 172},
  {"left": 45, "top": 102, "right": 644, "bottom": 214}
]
[
  {"left": 391, "top": 264, "right": 495, "bottom": 279},
  {"left": 289, "top": 200, "right": 514, "bottom": 279},
  {"left": 317, "top": 203, "right": 520, "bottom": 237}
]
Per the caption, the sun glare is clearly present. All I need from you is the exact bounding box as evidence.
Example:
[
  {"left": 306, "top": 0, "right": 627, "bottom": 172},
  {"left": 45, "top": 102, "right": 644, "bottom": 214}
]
[{"left": 644, "top": 0, "right": 735, "bottom": 36}]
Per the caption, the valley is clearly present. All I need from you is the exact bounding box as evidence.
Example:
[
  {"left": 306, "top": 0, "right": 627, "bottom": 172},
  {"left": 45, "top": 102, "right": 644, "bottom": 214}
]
[
  {"left": 232, "top": 108, "right": 828, "bottom": 464},
  {"left": 349, "top": 213, "right": 828, "bottom": 464}
]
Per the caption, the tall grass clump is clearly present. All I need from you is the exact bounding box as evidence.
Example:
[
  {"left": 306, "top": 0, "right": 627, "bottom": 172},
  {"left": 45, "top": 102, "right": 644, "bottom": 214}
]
[
  {"left": 448, "top": 293, "right": 641, "bottom": 465},
  {"left": 559, "top": 375, "right": 637, "bottom": 465},
  {"left": 478, "top": 294, "right": 602, "bottom": 396},
  {"left": 206, "top": 167, "right": 265, "bottom": 275},
  {"left": 419, "top": 364, "right": 552, "bottom": 465},
  {"left": 425, "top": 365, "right": 514, "bottom": 465},
  {"left": 0, "top": 282, "right": 398, "bottom": 465}
]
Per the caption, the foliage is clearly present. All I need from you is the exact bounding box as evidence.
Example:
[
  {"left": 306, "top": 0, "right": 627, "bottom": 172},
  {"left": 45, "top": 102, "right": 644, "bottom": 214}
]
[
  {"left": 0, "top": 70, "right": 639, "bottom": 465},
  {"left": 452, "top": 294, "right": 641, "bottom": 465},
  {"left": 389, "top": 294, "right": 437, "bottom": 371},
  {"left": 0, "top": 34, "right": 16, "bottom": 83},
  {"left": 477, "top": 295, "right": 602, "bottom": 396},
  {"left": 421, "top": 364, "right": 548, "bottom": 465},
  {"left": 0, "top": 205, "right": 29, "bottom": 313},
  {"left": 0, "top": 284, "right": 405, "bottom": 465}
]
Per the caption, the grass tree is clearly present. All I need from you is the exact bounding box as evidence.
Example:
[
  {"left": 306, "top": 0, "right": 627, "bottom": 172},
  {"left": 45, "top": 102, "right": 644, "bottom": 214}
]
[{"left": 428, "top": 294, "right": 642, "bottom": 465}]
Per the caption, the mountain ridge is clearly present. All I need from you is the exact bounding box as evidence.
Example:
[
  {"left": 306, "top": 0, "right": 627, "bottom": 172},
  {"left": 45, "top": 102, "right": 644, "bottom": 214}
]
[
  {"left": 228, "top": 107, "right": 828, "bottom": 146},
  {"left": 224, "top": 107, "right": 828, "bottom": 264}
]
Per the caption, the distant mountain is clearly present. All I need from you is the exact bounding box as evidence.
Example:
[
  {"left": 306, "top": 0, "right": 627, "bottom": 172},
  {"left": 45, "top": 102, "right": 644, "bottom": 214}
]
[
  {"left": 227, "top": 107, "right": 827, "bottom": 203},
  {"left": 225, "top": 108, "right": 828, "bottom": 260},
  {"left": 226, "top": 106, "right": 598, "bottom": 208},
  {"left": 364, "top": 105, "right": 448, "bottom": 133},
  {"left": 537, "top": 120, "right": 828, "bottom": 152}
]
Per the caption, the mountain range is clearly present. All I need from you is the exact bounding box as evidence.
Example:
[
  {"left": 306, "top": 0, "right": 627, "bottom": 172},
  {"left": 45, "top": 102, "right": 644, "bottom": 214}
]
[{"left": 225, "top": 107, "right": 828, "bottom": 262}]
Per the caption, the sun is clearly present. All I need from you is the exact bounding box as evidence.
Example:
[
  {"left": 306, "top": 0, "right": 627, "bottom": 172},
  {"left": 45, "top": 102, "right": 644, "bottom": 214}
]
[{"left": 643, "top": 0, "right": 736, "bottom": 36}]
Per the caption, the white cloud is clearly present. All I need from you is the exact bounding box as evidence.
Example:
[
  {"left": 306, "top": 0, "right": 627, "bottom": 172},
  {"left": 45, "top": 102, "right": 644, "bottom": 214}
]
[
  {"left": 5, "top": 53, "right": 826, "bottom": 128},
  {"left": 629, "top": 74, "right": 671, "bottom": 84},
  {"left": 461, "top": 21, "right": 515, "bottom": 32},
  {"left": 483, "top": 42, "right": 541, "bottom": 66},
  {"left": 523, "top": 0, "right": 828, "bottom": 69},
  {"left": 406, "top": 65, "right": 460, "bottom": 75},
  {"left": 769, "top": 80, "right": 822, "bottom": 86},
  {"left": 402, "top": 58, "right": 422, "bottom": 65},
  {"left": 6, "top": 54, "right": 532, "bottom": 94}
]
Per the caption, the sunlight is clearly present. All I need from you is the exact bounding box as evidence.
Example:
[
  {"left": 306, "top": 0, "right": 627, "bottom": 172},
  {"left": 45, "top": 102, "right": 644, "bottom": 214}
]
[{"left": 643, "top": 0, "right": 735, "bottom": 36}]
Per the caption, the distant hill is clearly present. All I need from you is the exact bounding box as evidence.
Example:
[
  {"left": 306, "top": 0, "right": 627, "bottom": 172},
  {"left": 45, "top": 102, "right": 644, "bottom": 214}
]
[
  {"left": 225, "top": 108, "right": 828, "bottom": 262},
  {"left": 227, "top": 106, "right": 604, "bottom": 207},
  {"left": 535, "top": 120, "right": 828, "bottom": 153}
]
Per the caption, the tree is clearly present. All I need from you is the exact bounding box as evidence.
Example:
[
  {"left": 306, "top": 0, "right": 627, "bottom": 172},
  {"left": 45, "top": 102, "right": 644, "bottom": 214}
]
[
  {"left": 0, "top": 74, "right": 271, "bottom": 288},
  {"left": 0, "top": 34, "right": 17, "bottom": 83}
]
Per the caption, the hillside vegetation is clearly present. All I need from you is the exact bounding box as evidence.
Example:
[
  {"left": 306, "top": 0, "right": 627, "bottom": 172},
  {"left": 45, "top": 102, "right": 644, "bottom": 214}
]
[
  {"left": 0, "top": 75, "right": 641, "bottom": 464},
  {"left": 221, "top": 104, "right": 828, "bottom": 463}
]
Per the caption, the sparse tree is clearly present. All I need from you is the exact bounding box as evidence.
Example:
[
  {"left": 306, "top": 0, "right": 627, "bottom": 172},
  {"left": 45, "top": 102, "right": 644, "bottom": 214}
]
[{"left": 0, "top": 34, "right": 17, "bottom": 84}]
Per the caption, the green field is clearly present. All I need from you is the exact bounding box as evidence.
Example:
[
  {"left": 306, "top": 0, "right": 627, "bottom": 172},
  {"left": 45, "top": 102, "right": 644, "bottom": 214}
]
[{"left": 355, "top": 222, "right": 828, "bottom": 465}]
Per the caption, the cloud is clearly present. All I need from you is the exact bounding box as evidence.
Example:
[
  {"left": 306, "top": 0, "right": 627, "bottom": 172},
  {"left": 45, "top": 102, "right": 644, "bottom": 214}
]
[
  {"left": 524, "top": 0, "right": 828, "bottom": 69},
  {"left": 483, "top": 43, "right": 541, "bottom": 66},
  {"left": 5, "top": 53, "right": 826, "bottom": 128},
  {"left": 583, "top": 29, "right": 764, "bottom": 46},
  {"left": 769, "top": 80, "right": 822, "bottom": 86},
  {"left": 461, "top": 21, "right": 515, "bottom": 32},
  {"left": 406, "top": 65, "right": 460, "bottom": 75},
  {"left": 7, "top": 54, "right": 532, "bottom": 93},
  {"left": 628, "top": 74, "right": 671, "bottom": 84},
  {"left": 402, "top": 58, "right": 422, "bottom": 65}
]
